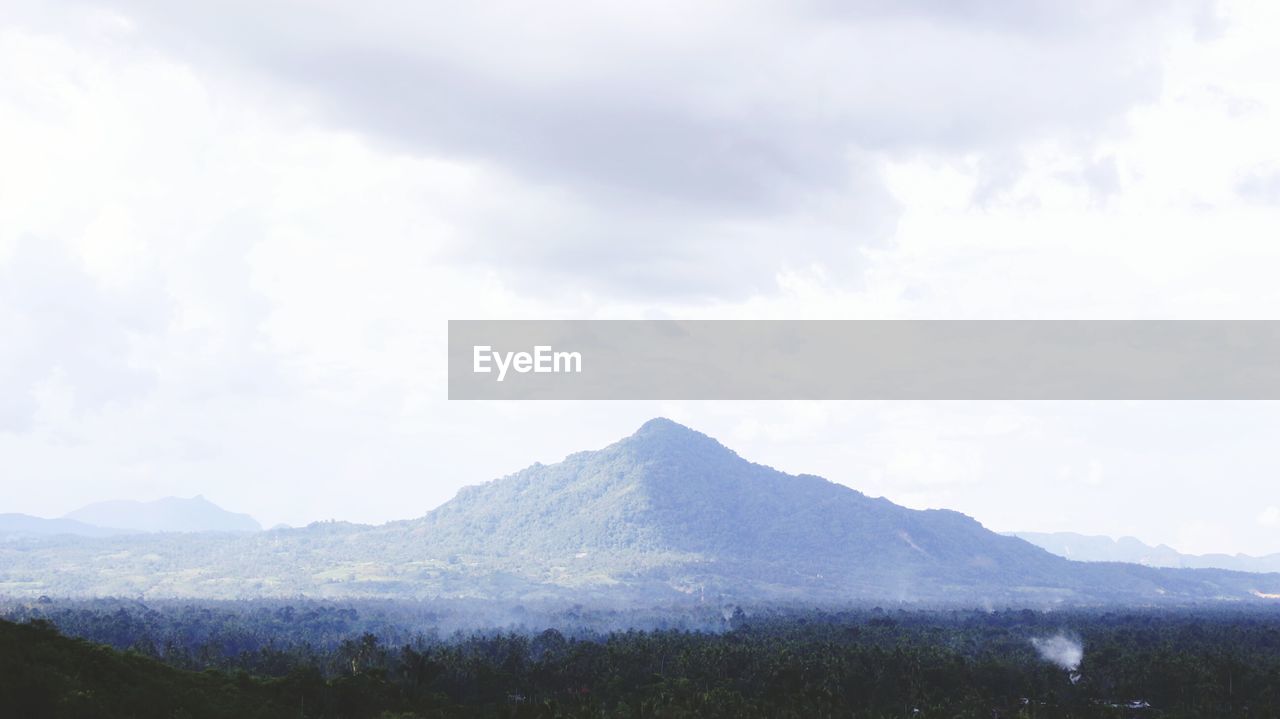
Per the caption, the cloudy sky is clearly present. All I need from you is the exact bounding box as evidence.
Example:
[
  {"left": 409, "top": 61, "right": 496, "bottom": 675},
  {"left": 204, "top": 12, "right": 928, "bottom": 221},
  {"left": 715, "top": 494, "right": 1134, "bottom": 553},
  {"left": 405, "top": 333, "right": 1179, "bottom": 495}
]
[{"left": 3, "top": 0, "right": 1280, "bottom": 555}]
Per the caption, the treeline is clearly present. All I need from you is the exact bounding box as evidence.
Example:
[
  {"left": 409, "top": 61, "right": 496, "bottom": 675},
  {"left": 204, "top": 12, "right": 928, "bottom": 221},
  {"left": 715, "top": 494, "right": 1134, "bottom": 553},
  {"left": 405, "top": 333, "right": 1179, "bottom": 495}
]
[{"left": 5, "top": 602, "right": 1280, "bottom": 717}]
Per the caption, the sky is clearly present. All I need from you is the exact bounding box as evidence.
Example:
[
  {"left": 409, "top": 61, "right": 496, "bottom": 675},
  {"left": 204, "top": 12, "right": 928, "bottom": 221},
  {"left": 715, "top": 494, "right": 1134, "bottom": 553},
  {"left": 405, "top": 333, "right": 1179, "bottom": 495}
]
[{"left": 2, "top": 0, "right": 1280, "bottom": 555}]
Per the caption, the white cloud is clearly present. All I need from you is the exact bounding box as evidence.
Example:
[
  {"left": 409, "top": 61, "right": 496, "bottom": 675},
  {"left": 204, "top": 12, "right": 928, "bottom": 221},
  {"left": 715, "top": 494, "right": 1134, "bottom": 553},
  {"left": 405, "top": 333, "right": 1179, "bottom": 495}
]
[
  {"left": 15, "top": 0, "right": 1210, "bottom": 298},
  {"left": 1258, "top": 506, "right": 1280, "bottom": 527},
  {"left": 3, "top": 0, "right": 1280, "bottom": 559}
]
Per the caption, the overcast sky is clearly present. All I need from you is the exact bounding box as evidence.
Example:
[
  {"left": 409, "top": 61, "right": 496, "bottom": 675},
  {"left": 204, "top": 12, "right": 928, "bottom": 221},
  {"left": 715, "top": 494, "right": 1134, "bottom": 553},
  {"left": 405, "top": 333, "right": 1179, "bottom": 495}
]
[{"left": 3, "top": 1, "right": 1280, "bottom": 555}]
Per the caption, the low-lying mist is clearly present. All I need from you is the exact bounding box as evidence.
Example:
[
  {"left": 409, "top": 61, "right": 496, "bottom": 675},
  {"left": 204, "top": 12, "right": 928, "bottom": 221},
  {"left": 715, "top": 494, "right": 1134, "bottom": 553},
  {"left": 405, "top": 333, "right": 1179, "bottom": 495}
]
[{"left": 1031, "top": 633, "right": 1083, "bottom": 672}]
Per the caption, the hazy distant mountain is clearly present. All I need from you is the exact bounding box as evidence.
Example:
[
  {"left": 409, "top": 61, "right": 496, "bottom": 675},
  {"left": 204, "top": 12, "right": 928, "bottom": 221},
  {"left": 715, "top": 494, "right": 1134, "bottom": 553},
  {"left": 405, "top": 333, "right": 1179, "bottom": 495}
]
[
  {"left": 63, "top": 496, "right": 261, "bottom": 534},
  {"left": 0, "top": 514, "right": 129, "bottom": 538},
  {"left": 1012, "top": 531, "right": 1280, "bottom": 574},
  {"left": 3, "top": 419, "right": 1280, "bottom": 604}
]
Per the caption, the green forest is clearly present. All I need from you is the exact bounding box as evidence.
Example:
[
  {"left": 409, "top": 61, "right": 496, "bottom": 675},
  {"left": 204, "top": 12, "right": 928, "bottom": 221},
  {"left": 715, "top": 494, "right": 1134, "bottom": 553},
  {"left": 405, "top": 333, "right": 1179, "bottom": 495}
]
[{"left": 5, "top": 600, "right": 1280, "bottom": 717}]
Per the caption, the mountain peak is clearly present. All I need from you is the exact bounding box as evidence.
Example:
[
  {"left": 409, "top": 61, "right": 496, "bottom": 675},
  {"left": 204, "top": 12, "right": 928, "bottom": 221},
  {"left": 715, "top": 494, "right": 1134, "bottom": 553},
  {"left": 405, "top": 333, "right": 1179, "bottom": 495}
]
[
  {"left": 624, "top": 417, "right": 735, "bottom": 455},
  {"left": 632, "top": 417, "right": 696, "bottom": 437},
  {"left": 609, "top": 418, "right": 748, "bottom": 474}
]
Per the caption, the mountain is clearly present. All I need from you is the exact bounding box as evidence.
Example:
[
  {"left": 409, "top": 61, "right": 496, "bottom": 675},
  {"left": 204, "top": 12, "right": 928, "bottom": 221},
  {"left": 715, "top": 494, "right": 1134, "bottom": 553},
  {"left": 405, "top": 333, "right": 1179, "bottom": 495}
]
[
  {"left": 406, "top": 417, "right": 1075, "bottom": 600},
  {"left": 0, "top": 514, "right": 130, "bottom": 539},
  {"left": 3, "top": 419, "right": 1280, "bottom": 604},
  {"left": 1012, "top": 531, "right": 1280, "bottom": 574},
  {"left": 393, "top": 418, "right": 1280, "bottom": 603},
  {"left": 63, "top": 496, "right": 262, "bottom": 534}
]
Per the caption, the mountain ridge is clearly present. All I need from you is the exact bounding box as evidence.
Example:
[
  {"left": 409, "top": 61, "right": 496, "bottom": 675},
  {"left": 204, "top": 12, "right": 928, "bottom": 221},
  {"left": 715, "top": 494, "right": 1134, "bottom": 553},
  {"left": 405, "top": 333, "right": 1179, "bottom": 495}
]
[
  {"left": 3, "top": 418, "right": 1280, "bottom": 605},
  {"left": 0, "top": 514, "right": 131, "bottom": 539},
  {"left": 1012, "top": 530, "right": 1280, "bottom": 574},
  {"left": 3, "top": 496, "right": 262, "bottom": 539},
  {"left": 64, "top": 496, "right": 262, "bottom": 534}
]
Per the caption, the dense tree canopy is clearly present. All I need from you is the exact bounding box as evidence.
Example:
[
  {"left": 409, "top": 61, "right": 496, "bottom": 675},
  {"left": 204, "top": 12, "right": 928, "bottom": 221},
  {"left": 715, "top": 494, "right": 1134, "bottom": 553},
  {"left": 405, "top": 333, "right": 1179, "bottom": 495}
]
[{"left": 5, "top": 600, "right": 1280, "bottom": 717}]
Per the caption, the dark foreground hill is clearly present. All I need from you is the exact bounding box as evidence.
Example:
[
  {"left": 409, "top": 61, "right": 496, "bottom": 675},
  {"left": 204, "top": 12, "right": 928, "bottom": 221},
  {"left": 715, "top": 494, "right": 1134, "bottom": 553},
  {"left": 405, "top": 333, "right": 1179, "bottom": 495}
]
[
  {"left": 2, "top": 418, "right": 1280, "bottom": 605},
  {"left": 0, "top": 618, "right": 289, "bottom": 718}
]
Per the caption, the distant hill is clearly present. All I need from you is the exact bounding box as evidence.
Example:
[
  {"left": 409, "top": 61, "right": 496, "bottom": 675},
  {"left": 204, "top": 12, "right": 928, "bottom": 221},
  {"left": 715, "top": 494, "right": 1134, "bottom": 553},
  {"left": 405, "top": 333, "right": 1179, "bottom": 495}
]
[
  {"left": 1012, "top": 531, "right": 1280, "bottom": 574},
  {"left": 63, "top": 496, "right": 262, "bottom": 534},
  {"left": 3, "top": 419, "right": 1280, "bottom": 604},
  {"left": 0, "top": 514, "right": 130, "bottom": 538}
]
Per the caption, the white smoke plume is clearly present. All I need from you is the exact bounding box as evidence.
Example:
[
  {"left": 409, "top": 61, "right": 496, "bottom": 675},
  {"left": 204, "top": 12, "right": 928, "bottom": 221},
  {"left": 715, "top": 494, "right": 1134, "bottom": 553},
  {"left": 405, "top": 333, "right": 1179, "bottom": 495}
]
[{"left": 1031, "top": 634, "right": 1083, "bottom": 672}]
